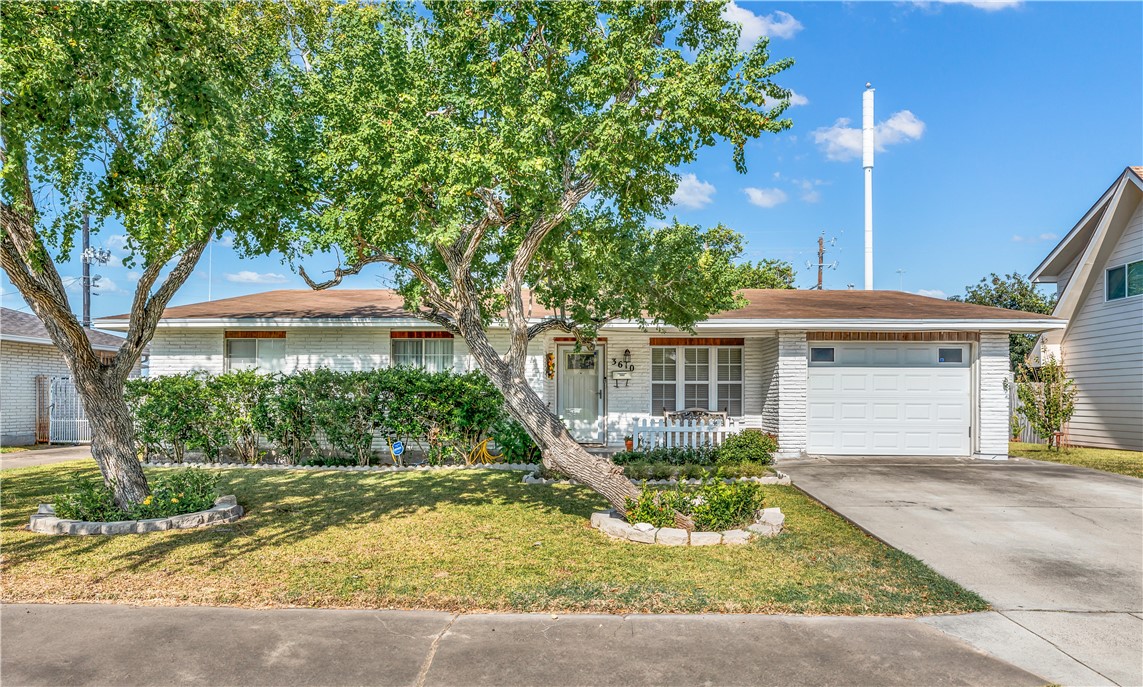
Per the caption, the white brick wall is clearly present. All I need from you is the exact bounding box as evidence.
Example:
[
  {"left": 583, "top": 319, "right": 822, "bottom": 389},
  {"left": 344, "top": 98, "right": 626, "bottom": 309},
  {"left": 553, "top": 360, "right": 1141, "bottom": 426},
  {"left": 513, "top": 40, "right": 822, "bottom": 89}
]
[
  {"left": 759, "top": 337, "right": 780, "bottom": 434},
  {"left": 776, "top": 331, "right": 808, "bottom": 455},
  {"left": 1, "top": 341, "right": 74, "bottom": 445},
  {"left": 977, "top": 332, "right": 1011, "bottom": 456}
]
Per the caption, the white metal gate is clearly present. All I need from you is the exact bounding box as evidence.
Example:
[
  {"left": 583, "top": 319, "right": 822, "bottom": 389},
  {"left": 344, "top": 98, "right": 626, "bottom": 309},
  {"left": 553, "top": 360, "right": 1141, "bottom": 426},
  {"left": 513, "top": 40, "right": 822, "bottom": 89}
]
[{"left": 49, "top": 377, "right": 91, "bottom": 444}]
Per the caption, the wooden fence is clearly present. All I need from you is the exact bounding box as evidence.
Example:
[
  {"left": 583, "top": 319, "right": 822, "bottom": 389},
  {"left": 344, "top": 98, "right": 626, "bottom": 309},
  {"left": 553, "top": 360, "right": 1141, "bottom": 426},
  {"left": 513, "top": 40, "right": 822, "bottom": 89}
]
[
  {"left": 631, "top": 417, "right": 745, "bottom": 449},
  {"left": 1008, "top": 375, "right": 1044, "bottom": 444}
]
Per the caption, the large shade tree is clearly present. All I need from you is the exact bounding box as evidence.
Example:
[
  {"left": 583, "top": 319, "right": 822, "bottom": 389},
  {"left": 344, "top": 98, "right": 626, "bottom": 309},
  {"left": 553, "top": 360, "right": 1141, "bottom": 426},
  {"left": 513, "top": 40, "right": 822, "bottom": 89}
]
[
  {"left": 275, "top": 1, "right": 794, "bottom": 521},
  {"left": 0, "top": 2, "right": 295, "bottom": 507}
]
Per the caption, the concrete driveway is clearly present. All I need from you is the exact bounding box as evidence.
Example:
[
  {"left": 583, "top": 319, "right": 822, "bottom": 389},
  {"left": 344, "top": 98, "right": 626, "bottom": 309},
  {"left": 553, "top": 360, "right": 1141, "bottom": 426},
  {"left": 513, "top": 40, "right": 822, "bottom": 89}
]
[{"left": 781, "top": 455, "right": 1143, "bottom": 687}]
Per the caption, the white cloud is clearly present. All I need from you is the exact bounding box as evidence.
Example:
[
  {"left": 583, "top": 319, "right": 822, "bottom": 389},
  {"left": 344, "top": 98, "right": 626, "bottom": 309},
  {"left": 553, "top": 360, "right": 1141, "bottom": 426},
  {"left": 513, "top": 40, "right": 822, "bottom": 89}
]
[
  {"left": 811, "top": 110, "right": 926, "bottom": 162},
  {"left": 225, "top": 271, "right": 289, "bottom": 284},
  {"left": 104, "top": 234, "right": 129, "bottom": 250},
  {"left": 744, "top": 187, "right": 788, "bottom": 208},
  {"left": 671, "top": 174, "right": 717, "bottom": 209},
  {"left": 217, "top": 234, "right": 236, "bottom": 249},
  {"left": 722, "top": 4, "right": 803, "bottom": 50},
  {"left": 791, "top": 178, "right": 826, "bottom": 203},
  {"left": 913, "top": 0, "right": 1022, "bottom": 11},
  {"left": 1011, "top": 233, "right": 1058, "bottom": 244},
  {"left": 126, "top": 271, "right": 141, "bottom": 282},
  {"left": 762, "top": 90, "right": 810, "bottom": 110},
  {"left": 916, "top": 289, "right": 948, "bottom": 299}
]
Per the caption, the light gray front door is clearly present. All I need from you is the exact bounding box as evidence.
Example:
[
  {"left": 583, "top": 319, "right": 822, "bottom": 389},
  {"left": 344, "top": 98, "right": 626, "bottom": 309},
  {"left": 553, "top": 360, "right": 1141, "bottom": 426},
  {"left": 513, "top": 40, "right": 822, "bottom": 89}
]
[{"left": 557, "top": 345, "right": 605, "bottom": 443}]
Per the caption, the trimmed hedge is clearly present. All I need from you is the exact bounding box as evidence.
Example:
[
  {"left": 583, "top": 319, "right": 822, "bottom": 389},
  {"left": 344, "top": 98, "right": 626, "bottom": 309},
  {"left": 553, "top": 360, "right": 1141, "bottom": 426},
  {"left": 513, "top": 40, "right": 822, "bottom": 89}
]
[
  {"left": 610, "top": 429, "right": 778, "bottom": 468},
  {"left": 125, "top": 368, "right": 538, "bottom": 466}
]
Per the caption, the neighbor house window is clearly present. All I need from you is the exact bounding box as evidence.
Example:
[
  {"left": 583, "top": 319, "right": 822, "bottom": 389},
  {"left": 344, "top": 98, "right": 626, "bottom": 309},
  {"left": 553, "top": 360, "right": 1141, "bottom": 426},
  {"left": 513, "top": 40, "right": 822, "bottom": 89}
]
[
  {"left": 1106, "top": 260, "right": 1143, "bottom": 300},
  {"left": 650, "top": 345, "right": 744, "bottom": 416},
  {"left": 391, "top": 333, "right": 454, "bottom": 372},
  {"left": 224, "top": 332, "right": 286, "bottom": 372}
]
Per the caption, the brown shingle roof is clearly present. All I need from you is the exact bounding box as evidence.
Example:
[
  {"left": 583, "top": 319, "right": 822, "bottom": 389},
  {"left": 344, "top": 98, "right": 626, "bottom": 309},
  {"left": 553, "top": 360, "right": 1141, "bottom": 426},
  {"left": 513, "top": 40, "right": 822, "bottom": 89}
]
[
  {"left": 1, "top": 307, "right": 128, "bottom": 350},
  {"left": 1130, "top": 166, "right": 1143, "bottom": 183},
  {"left": 102, "top": 288, "right": 1058, "bottom": 323}
]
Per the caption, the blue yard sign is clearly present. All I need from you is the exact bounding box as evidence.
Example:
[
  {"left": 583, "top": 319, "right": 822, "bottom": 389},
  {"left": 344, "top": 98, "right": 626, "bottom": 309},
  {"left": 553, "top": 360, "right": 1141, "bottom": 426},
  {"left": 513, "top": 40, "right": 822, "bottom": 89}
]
[{"left": 391, "top": 440, "right": 405, "bottom": 457}]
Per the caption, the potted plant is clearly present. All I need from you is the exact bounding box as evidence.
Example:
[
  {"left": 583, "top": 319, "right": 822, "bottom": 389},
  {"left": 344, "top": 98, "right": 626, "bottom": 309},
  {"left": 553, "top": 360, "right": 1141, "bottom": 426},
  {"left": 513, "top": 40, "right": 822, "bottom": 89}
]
[{"left": 624, "top": 435, "right": 634, "bottom": 452}]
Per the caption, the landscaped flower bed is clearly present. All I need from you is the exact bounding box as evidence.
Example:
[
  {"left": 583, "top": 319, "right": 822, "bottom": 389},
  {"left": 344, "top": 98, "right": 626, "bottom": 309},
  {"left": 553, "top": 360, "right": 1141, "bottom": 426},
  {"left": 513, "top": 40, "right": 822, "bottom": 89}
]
[
  {"left": 26, "top": 468, "right": 242, "bottom": 536},
  {"left": 591, "top": 479, "right": 785, "bottom": 546},
  {"left": 28, "top": 495, "right": 243, "bottom": 536}
]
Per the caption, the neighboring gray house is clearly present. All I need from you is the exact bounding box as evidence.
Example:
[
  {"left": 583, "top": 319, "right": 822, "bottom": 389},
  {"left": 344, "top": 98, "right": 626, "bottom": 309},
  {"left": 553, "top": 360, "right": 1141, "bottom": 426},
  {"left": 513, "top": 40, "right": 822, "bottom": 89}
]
[
  {"left": 97, "top": 289, "right": 1064, "bottom": 459},
  {"left": 1031, "top": 166, "right": 1143, "bottom": 451},
  {"left": 0, "top": 307, "right": 131, "bottom": 446}
]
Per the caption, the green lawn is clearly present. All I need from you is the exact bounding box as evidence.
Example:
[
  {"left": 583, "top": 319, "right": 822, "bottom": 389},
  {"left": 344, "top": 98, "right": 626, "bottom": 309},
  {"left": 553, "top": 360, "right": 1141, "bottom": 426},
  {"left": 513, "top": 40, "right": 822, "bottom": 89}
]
[
  {"left": 0, "top": 460, "right": 987, "bottom": 615},
  {"left": 1010, "top": 442, "right": 1143, "bottom": 479},
  {"left": 0, "top": 446, "right": 32, "bottom": 454}
]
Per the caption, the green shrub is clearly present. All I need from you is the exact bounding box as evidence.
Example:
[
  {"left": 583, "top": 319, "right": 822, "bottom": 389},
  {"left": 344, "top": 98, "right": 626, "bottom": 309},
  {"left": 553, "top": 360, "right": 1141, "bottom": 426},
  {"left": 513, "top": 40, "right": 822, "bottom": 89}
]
[
  {"left": 126, "top": 372, "right": 223, "bottom": 462},
  {"left": 716, "top": 430, "right": 777, "bottom": 465},
  {"left": 53, "top": 476, "right": 124, "bottom": 522},
  {"left": 207, "top": 371, "right": 274, "bottom": 463},
  {"left": 688, "top": 479, "right": 766, "bottom": 531},
  {"left": 623, "top": 479, "right": 767, "bottom": 531},
  {"left": 128, "top": 469, "right": 221, "bottom": 519},
  {"left": 623, "top": 486, "right": 691, "bottom": 528},
  {"left": 492, "top": 418, "right": 541, "bottom": 463},
  {"left": 53, "top": 469, "right": 221, "bottom": 521},
  {"left": 251, "top": 371, "right": 323, "bottom": 465},
  {"left": 611, "top": 445, "right": 718, "bottom": 466}
]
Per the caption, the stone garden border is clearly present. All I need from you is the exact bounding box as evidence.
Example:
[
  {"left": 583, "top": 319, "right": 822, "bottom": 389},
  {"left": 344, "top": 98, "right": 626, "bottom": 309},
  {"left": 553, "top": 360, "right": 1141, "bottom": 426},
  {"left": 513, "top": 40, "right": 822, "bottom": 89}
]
[
  {"left": 28, "top": 495, "right": 244, "bottom": 536},
  {"left": 523, "top": 470, "right": 792, "bottom": 487},
  {"left": 590, "top": 507, "right": 785, "bottom": 546}
]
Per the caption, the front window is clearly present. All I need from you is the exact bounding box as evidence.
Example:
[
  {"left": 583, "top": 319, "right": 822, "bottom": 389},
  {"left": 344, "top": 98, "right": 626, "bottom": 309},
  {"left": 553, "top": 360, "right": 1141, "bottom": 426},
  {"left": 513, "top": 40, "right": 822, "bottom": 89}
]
[
  {"left": 392, "top": 337, "right": 454, "bottom": 372},
  {"left": 1107, "top": 260, "right": 1143, "bottom": 300},
  {"left": 651, "top": 346, "right": 744, "bottom": 416},
  {"left": 225, "top": 336, "right": 286, "bottom": 372}
]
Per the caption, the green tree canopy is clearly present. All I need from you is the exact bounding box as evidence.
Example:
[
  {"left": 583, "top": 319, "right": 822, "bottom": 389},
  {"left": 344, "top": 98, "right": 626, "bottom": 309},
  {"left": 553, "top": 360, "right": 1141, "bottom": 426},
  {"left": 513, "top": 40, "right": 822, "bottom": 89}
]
[
  {"left": 271, "top": 0, "right": 795, "bottom": 518},
  {"left": 733, "top": 258, "right": 797, "bottom": 289},
  {"left": 0, "top": 1, "right": 296, "bottom": 506},
  {"left": 949, "top": 272, "right": 1057, "bottom": 371}
]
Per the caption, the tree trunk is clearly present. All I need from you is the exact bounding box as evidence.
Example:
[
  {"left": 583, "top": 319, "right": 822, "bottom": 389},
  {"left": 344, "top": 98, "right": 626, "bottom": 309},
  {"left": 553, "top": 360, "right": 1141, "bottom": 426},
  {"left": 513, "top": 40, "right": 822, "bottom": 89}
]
[
  {"left": 458, "top": 321, "right": 643, "bottom": 517},
  {"left": 71, "top": 368, "right": 150, "bottom": 510}
]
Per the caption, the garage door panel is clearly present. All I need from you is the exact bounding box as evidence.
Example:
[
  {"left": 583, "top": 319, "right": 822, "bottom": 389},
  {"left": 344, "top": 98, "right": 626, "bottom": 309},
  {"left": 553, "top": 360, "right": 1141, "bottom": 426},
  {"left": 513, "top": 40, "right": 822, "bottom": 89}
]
[{"left": 807, "top": 343, "right": 971, "bottom": 456}]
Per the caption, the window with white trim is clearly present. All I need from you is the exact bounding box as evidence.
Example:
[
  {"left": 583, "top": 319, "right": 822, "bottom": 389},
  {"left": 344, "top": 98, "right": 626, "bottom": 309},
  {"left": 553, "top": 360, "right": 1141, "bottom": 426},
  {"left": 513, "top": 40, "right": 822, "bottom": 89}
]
[
  {"left": 225, "top": 337, "right": 286, "bottom": 372},
  {"left": 651, "top": 346, "right": 743, "bottom": 416},
  {"left": 1106, "top": 260, "right": 1143, "bottom": 301},
  {"left": 391, "top": 338, "right": 454, "bottom": 372}
]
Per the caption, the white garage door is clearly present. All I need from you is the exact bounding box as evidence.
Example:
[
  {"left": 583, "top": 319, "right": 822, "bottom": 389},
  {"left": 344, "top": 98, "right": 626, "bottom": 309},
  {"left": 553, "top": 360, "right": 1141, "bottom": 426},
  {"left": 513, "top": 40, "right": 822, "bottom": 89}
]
[{"left": 807, "top": 343, "right": 971, "bottom": 456}]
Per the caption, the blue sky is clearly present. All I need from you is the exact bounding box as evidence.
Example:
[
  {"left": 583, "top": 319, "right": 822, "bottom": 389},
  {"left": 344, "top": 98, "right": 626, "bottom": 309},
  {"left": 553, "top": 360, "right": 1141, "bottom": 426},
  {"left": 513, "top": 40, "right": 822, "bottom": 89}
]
[{"left": 2, "top": 0, "right": 1140, "bottom": 320}]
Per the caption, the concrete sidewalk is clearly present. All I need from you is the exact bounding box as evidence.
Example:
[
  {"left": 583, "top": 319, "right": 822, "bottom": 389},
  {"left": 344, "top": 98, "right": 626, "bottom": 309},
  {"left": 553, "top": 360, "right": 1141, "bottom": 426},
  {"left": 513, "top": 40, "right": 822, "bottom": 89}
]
[
  {"left": 0, "top": 445, "right": 91, "bottom": 470},
  {"left": 781, "top": 456, "right": 1143, "bottom": 687},
  {"left": 0, "top": 604, "right": 1042, "bottom": 687}
]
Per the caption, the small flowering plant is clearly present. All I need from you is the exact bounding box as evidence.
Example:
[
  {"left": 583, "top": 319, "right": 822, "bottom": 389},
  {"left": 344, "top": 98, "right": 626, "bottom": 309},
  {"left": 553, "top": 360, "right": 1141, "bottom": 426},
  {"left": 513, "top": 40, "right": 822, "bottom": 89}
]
[
  {"left": 52, "top": 468, "right": 222, "bottom": 522},
  {"left": 128, "top": 468, "right": 220, "bottom": 520}
]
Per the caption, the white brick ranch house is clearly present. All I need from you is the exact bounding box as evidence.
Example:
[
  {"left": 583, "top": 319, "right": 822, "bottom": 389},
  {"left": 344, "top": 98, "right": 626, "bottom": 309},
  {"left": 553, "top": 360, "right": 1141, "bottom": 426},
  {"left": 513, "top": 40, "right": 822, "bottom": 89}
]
[
  {"left": 1, "top": 307, "right": 135, "bottom": 446},
  {"left": 96, "top": 289, "right": 1064, "bottom": 459}
]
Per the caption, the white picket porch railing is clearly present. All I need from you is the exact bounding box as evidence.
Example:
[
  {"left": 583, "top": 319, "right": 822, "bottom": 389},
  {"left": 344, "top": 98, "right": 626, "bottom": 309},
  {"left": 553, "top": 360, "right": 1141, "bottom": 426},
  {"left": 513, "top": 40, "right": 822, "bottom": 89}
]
[{"left": 631, "top": 417, "right": 745, "bottom": 449}]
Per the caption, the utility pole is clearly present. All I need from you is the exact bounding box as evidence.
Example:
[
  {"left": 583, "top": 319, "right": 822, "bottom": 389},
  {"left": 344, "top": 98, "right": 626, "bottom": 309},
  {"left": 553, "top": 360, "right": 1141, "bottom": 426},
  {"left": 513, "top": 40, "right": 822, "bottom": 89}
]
[
  {"left": 817, "top": 235, "right": 825, "bottom": 290},
  {"left": 82, "top": 212, "right": 91, "bottom": 328},
  {"left": 808, "top": 233, "right": 838, "bottom": 290}
]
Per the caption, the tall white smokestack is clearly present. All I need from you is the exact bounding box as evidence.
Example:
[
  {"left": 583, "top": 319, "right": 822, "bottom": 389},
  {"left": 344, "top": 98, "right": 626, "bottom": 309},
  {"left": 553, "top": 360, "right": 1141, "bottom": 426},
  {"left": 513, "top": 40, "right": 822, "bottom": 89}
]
[{"left": 863, "top": 83, "right": 874, "bottom": 291}]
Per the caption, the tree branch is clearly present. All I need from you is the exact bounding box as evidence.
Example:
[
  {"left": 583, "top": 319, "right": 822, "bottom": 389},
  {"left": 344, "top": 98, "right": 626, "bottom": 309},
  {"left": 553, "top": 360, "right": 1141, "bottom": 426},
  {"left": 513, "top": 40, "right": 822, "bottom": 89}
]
[{"left": 297, "top": 251, "right": 457, "bottom": 322}]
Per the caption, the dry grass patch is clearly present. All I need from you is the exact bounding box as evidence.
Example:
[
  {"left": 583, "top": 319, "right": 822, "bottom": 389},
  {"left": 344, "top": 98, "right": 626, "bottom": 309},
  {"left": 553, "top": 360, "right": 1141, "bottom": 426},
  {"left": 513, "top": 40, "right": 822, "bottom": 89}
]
[{"left": 1, "top": 461, "right": 987, "bottom": 615}]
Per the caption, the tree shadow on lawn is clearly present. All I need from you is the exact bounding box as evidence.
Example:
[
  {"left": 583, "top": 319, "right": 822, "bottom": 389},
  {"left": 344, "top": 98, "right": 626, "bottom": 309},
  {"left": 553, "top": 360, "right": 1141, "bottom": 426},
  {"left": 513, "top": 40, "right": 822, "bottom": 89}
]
[{"left": 0, "top": 463, "right": 610, "bottom": 576}]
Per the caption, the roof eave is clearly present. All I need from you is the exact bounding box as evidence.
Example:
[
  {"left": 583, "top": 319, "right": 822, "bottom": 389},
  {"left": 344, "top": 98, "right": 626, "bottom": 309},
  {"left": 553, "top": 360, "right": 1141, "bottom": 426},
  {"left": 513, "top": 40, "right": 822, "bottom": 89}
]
[
  {"left": 1, "top": 333, "right": 122, "bottom": 352},
  {"left": 95, "top": 316, "right": 1066, "bottom": 334}
]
